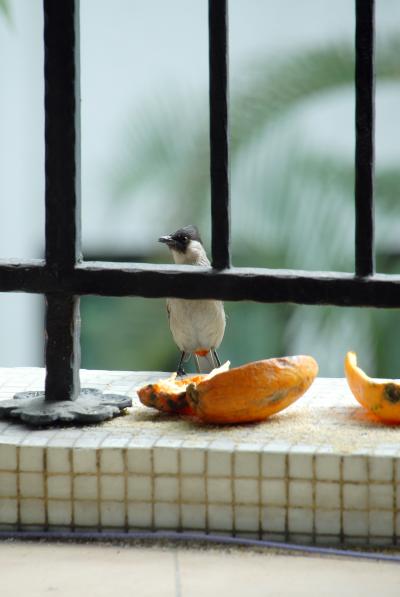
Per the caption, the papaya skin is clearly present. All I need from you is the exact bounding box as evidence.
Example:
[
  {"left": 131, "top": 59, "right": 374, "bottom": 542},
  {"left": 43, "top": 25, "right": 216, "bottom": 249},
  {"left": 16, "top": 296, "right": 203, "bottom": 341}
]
[
  {"left": 345, "top": 351, "right": 400, "bottom": 424},
  {"left": 186, "top": 355, "right": 318, "bottom": 424}
]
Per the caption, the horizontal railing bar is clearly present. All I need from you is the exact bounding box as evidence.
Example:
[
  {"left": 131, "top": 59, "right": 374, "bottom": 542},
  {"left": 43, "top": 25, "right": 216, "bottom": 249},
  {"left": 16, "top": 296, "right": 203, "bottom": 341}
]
[{"left": 1, "top": 260, "right": 400, "bottom": 307}]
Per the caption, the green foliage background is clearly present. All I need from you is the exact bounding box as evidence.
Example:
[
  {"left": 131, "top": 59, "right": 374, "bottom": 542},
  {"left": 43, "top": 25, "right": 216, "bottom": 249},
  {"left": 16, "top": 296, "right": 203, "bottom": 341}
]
[{"left": 81, "top": 35, "right": 400, "bottom": 377}]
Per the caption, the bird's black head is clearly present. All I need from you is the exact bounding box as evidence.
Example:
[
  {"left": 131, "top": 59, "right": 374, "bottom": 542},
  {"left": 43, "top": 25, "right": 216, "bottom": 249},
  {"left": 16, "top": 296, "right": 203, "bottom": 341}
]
[{"left": 158, "top": 225, "right": 202, "bottom": 253}]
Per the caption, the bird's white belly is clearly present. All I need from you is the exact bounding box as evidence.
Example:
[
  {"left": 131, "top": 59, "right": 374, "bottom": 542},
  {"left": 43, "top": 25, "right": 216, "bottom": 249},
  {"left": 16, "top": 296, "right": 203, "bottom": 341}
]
[{"left": 167, "top": 298, "right": 225, "bottom": 353}]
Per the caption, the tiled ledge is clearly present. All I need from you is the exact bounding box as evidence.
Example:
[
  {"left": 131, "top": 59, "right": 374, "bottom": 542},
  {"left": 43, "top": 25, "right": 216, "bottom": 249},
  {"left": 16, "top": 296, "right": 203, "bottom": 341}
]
[{"left": 0, "top": 367, "right": 399, "bottom": 546}]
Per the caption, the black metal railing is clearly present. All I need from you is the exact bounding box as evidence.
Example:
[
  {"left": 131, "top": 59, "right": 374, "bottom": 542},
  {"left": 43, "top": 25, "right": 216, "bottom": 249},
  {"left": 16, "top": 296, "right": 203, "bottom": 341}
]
[{"left": 0, "top": 0, "right": 398, "bottom": 414}]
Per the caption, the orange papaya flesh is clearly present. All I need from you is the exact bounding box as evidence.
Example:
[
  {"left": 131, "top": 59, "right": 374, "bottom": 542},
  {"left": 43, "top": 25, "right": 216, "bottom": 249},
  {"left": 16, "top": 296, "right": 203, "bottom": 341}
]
[
  {"left": 345, "top": 351, "right": 400, "bottom": 424},
  {"left": 186, "top": 355, "right": 318, "bottom": 424},
  {"left": 137, "top": 373, "right": 204, "bottom": 416}
]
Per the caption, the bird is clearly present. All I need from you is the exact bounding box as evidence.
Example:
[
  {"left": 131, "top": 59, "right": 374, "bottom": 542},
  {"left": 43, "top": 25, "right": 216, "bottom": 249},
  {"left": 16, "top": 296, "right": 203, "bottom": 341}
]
[{"left": 158, "top": 225, "right": 226, "bottom": 376}]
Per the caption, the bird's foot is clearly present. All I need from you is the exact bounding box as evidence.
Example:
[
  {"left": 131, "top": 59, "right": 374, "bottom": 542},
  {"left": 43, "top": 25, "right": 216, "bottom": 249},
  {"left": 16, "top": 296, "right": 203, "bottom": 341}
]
[{"left": 177, "top": 367, "right": 186, "bottom": 377}]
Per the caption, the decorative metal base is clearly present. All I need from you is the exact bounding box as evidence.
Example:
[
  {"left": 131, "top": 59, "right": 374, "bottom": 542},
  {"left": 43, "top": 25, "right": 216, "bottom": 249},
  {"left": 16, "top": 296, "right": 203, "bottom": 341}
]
[{"left": 0, "top": 388, "right": 132, "bottom": 426}]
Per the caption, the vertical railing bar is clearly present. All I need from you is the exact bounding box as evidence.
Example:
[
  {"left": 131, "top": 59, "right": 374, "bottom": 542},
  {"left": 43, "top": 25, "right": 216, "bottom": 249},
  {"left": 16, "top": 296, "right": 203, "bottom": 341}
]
[
  {"left": 44, "top": 0, "right": 81, "bottom": 401},
  {"left": 355, "top": 0, "right": 375, "bottom": 277},
  {"left": 209, "top": 0, "right": 231, "bottom": 269}
]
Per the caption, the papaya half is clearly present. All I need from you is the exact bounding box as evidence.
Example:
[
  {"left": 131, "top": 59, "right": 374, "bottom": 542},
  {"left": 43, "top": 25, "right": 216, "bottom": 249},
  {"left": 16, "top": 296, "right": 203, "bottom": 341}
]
[
  {"left": 137, "top": 362, "right": 230, "bottom": 416},
  {"left": 137, "top": 356, "right": 318, "bottom": 424},
  {"left": 345, "top": 351, "right": 400, "bottom": 424}
]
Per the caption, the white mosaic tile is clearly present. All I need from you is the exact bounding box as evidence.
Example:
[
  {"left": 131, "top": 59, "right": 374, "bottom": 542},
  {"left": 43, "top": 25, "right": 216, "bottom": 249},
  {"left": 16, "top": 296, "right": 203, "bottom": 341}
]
[
  {"left": 127, "top": 475, "right": 152, "bottom": 501},
  {"left": 127, "top": 502, "right": 152, "bottom": 528},
  {"left": 207, "top": 478, "right": 231, "bottom": 503},
  {"left": 0, "top": 444, "right": 17, "bottom": 471},
  {"left": 315, "top": 510, "right": 341, "bottom": 535},
  {"left": 288, "top": 446, "right": 315, "bottom": 479},
  {"left": 234, "top": 505, "right": 259, "bottom": 532},
  {"left": 343, "top": 456, "right": 368, "bottom": 483},
  {"left": 153, "top": 446, "right": 179, "bottom": 475},
  {"left": 154, "top": 503, "right": 179, "bottom": 528},
  {"left": 74, "top": 501, "right": 99, "bottom": 527},
  {"left": 20, "top": 499, "right": 46, "bottom": 525},
  {"left": 207, "top": 443, "right": 233, "bottom": 477},
  {"left": 72, "top": 449, "right": 97, "bottom": 474},
  {"left": 100, "top": 449, "right": 124, "bottom": 474},
  {"left": 47, "top": 448, "right": 71, "bottom": 474},
  {"left": 315, "top": 453, "right": 340, "bottom": 481},
  {"left": 19, "top": 472, "right": 44, "bottom": 498},
  {"left": 368, "top": 536, "right": 394, "bottom": 547},
  {"left": 19, "top": 447, "right": 44, "bottom": 472},
  {"left": 315, "top": 482, "right": 340, "bottom": 509},
  {"left": 181, "top": 477, "right": 206, "bottom": 503},
  {"left": 288, "top": 480, "right": 313, "bottom": 508},
  {"left": 288, "top": 508, "right": 313, "bottom": 534},
  {"left": 181, "top": 446, "right": 205, "bottom": 476},
  {"left": 154, "top": 476, "right": 179, "bottom": 502},
  {"left": 48, "top": 500, "right": 72, "bottom": 526},
  {"left": 343, "top": 511, "right": 369, "bottom": 536},
  {"left": 369, "top": 484, "right": 393, "bottom": 510},
  {"left": 100, "top": 475, "right": 125, "bottom": 501},
  {"left": 0, "top": 472, "right": 17, "bottom": 497},
  {"left": 234, "top": 445, "right": 260, "bottom": 478},
  {"left": 368, "top": 456, "right": 393, "bottom": 482},
  {"left": 126, "top": 445, "right": 153, "bottom": 474},
  {"left": 100, "top": 501, "right": 125, "bottom": 527},
  {"left": 343, "top": 484, "right": 368, "bottom": 510},
  {"left": 208, "top": 504, "right": 233, "bottom": 531},
  {"left": 0, "top": 499, "right": 17, "bottom": 524},
  {"left": 261, "top": 479, "right": 286, "bottom": 506},
  {"left": 234, "top": 479, "right": 259, "bottom": 504},
  {"left": 315, "top": 534, "right": 342, "bottom": 546},
  {"left": 47, "top": 475, "right": 71, "bottom": 500},
  {"left": 181, "top": 504, "right": 206, "bottom": 529},
  {"left": 369, "top": 510, "right": 393, "bottom": 537},
  {"left": 261, "top": 506, "right": 286, "bottom": 533},
  {"left": 74, "top": 476, "right": 98, "bottom": 500},
  {"left": 261, "top": 449, "right": 286, "bottom": 479},
  {"left": 261, "top": 532, "right": 286, "bottom": 542}
]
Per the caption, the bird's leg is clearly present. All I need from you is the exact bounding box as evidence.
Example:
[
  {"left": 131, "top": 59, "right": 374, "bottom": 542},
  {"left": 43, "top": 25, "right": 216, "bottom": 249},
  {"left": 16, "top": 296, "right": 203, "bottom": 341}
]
[
  {"left": 193, "top": 354, "right": 201, "bottom": 373},
  {"left": 176, "top": 351, "right": 188, "bottom": 377},
  {"left": 212, "top": 350, "right": 221, "bottom": 368}
]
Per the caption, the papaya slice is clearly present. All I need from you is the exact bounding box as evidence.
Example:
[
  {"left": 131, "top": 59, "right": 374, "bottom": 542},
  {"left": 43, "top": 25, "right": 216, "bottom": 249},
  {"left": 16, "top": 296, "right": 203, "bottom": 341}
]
[
  {"left": 186, "top": 355, "right": 318, "bottom": 424},
  {"left": 137, "top": 362, "right": 230, "bottom": 416},
  {"left": 345, "top": 351, "right": 400, "bottom": 423}
]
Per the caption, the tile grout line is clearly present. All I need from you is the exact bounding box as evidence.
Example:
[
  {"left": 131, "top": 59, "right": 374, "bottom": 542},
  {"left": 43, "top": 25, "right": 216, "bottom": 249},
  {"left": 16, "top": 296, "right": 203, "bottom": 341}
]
[
  {"left": 339, "top": 455, "right": 344, "bottom": 545},
  {"left": 366, "top": 456, "right": 371, "bottom": 546},
  {"left": 393, "top": 457, "right": 397, "bottom": 546},
  {"left": 258, "top": 449, "right": 262, "bottom": 540},
  {"left": 231, "top": 449, "right": 236, "bottom": 537},
  {"left": 123, "top": 447, "right": 128, "bottom": 532},
  {"left": 16, "top": 445, "right": 21, "bottom": 530},
  {"left": 204, "top": 447, "right": 209, "bottom": 534},
  {"left": 69, "top": 447, "right": 74, "bottom": 531},
  {"left": 177, "top": 446, "right": 182, "bottom": 532},
  {"left": 284, "top": 453, "right": 289, "bottom": 542},
  {"left": 312, "top": 452, "right": 316, "bottom": 543},
  {"left": 96, "top": 449, "right": 101, "bottom": 532},
  {"left": 150, "top": 445, "right": 155, "bottom": 531},
  {"left": 44, "top": 448, "right": 49, "bottom": 530}
]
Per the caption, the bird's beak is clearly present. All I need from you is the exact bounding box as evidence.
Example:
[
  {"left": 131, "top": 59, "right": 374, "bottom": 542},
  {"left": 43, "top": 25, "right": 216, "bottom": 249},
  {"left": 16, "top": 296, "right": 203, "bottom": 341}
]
[{"left": 158, "top": 235, "right": 174, "bottom": 246}]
